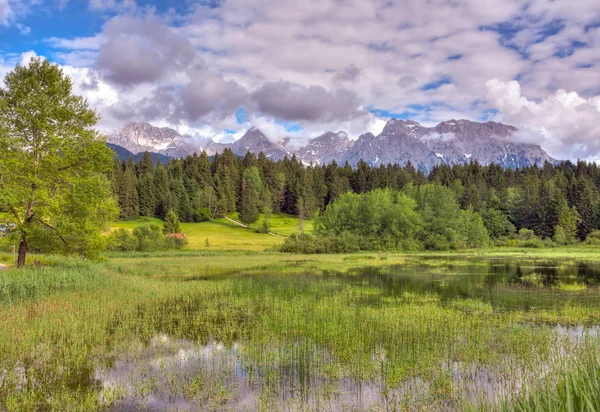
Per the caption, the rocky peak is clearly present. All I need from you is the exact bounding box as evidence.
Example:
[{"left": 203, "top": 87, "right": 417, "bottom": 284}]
[
  {"left": 109, "top": 122, "right": 184, "bottom": 153},
  {"left": 434, "top": 119, "right": 517, "bottom": 138},
  {"left": 381, "top": 118, "right": 427, "bottom": 137},
  {"left": 292, "top": 130, "right": 354, "bottom": 165},
  {"left": 231, "top": 127, "right": 289, "bottom": 160}
]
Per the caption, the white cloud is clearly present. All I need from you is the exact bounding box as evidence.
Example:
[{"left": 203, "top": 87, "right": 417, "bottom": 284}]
[
  {"left": 1, "top": 0, "right": 599, "bottom": 159},
  {"left": 486, "top": 78, "right": 600, "bottom": 161}
]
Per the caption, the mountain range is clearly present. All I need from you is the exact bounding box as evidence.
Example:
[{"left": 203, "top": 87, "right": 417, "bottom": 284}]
[{"left": 107, "top": 119, "right": 555, "bottom": 171}]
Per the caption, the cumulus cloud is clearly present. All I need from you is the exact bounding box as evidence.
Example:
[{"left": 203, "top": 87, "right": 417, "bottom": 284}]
[
  {"left": 5, "top": 0, "right": 600, "bottom": 156},
  {"left": 251, "top": 81, "right": 367, "bottom": 123},
  {"left": 0, "top": 0, "right": 11, "bottom": 25},
  {"left": 180, "top": 69, "right": 248, "bottom": 122},
  {"left": 486, "top": 79, "right": 600, "bottom": 160},
  {"left": 398, "top": 76, "right": 418, "bottom": 88},
  {"left": 97, "top": 14, "right": 196, "bottom": 86},
  {"left": 333, "top": 64, "right": 362, "bottom": 83},
  {"left": 89, "top": 0, "right": 136, "bottom": 12}
]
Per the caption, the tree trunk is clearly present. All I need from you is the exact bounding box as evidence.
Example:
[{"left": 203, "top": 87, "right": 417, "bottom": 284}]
[{"left": 17, "top": 235, "right": 27, "bottom": 269}]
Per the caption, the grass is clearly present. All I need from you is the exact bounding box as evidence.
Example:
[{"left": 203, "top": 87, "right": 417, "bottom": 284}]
[
  {"left": 111, "top": 213, "right": 312, "bottom": 251},
  {"left": 0, "top": 252, "right": 599, "bottom": 410}
]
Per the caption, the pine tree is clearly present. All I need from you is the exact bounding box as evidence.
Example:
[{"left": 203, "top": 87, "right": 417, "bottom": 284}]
[
  {"left": 138, "top": 174, "right": 156, "bottom": 217},
  {"left": 575, "top": 176, "right": 597, "bottom": 239},
  {"left": 137, "top": 151, "right": 155, "bottom": 177},
  {"left": 163, "top": 209, "right": 181, "bottom": 234},
  {"left": 239, "top": 167, "right": 261, "bottom": 227},
  {"left": 239, "top": 182, "right": 260, "bottom": 227},
  {"left": 119, "top": 157, "right": 139, "bottom": 220}
]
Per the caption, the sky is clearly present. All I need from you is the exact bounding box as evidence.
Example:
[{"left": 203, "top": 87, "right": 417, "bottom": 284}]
[{"left": 1, "top": 0, "right": 600, "bottom": 160}]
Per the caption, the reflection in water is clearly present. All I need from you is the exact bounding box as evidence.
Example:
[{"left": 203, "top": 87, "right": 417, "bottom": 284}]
[
  {"left": 99, "top": 328, "right": 599, "bottom": 411},
  {"left": 332, "top": 258, "right": 600, "bottom": 310}
]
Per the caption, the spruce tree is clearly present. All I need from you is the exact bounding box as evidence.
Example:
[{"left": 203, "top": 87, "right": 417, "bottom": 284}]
[
  {"left": 239, "top": 167, "right": 261, "bottom": 227},
  {"left": 163, "top": 209, "right": 181, "bottom": 234},
  {"left": 239, "top": 182, "right": 260, "bottom": 227},
  {"left": 119, "top": 157, "right": 139, "bottom": 220}
]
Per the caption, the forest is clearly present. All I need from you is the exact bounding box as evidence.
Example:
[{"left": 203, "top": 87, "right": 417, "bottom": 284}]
[{"left": 111, "top": 148, "right": 600, "bottom": 251}]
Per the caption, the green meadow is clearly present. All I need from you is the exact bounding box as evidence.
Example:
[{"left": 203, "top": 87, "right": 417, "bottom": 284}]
[
  {"left": 1, "top": 217, "right": 600, "bottom": 411},
  {"left": 111, "top": 213, "right": 312, "bottom": 251}
]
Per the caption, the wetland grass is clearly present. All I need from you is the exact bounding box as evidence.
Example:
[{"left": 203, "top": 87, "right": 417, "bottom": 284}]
[{"left": 0, "top": 252, "right": 599, "bottom": 410}]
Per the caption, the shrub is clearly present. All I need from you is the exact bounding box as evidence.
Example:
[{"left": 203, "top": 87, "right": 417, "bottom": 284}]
[
  {"left": 165, "top": 235, "right": 187, "bottom": 249},
  {"left": 133, "top": 223, "right": 165, "bottom": 251},
  {"left": 193, "top": 207, "right": 211, "bottom": 222},
  {"left": 517, "top": 229, "right": 544, "bottom": 248},
  {"left": 584, "top": 230, "right": 600, "bottom": 245},
  {"left": 106, "top": 228, "right": 138, "bottom": 252}
]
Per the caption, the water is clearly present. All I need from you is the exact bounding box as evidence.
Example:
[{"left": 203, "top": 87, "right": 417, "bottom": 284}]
[
  {"left": 330, "top": 257, "right": 600, "bottom": 311},
  {"left": 96, "top": 257, "right": 600, "bottom": 411}
]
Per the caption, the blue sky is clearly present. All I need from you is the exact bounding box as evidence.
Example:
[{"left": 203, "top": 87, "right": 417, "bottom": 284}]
[{"left": 1, "top": 0, "right": 600, "bottom": 160}]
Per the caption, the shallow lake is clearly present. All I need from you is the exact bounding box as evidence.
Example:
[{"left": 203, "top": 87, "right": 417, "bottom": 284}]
[{"left": 97, "top": 257, "right": 600, "bottom": 411}]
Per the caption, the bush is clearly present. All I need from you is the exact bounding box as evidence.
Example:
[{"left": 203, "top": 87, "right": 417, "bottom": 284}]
[
  {"left": 164, "top": 235, "right": 187, "bottom": 249},
  {"left": 584, "top": 230, "right": 600, "bottom": 245},
  {"left": 106, "top": 228, "right": 138, "bottom": 252},
  {"left": 279, "top": 233, "right": 322, "bottom": 254},
  {"left": 193, "top": 207, "right": 211, "bottom": 222},
  {"left": 517, "top": 229, "right": 544, "bottom": 248},
  {"left": 133, "top": 223, "right": 165, "bottom": 251}
]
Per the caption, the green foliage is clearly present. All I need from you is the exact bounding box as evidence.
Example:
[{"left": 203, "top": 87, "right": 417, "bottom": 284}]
[
  {"left": 517, "top": 228, "right": 544, "bottom": 248},
  {"left": 482, "top": 209, "right": 515, "bottom": 239},
  {"left": 315, "top": 189, "right": 422, "bottom": 250},
  {"left": 584, "top": 230, "right": 600, "bottom": 245},
  {"left": 0, "top": 57, "right": 118, "bottom": 266},
  {"left": 459, "top": 209, "right": 489, "bottom": 248},
  {"left": 163, "top": 209, "right": 181, "bottom": 234},
  {"left": 238, "top": 167, "right": 262, "bottom": 227},
  {"left": 106, "top": 228, "right": 138, "bottom": 252},
  {"left": 132, "top": 223, "right": 165, "bottom": 251},
  {"left": 164, "top": 235, "right": 187, "bottom": 249},
  {"left": 193, "top": 207, "right": 211, "bottom": 222}
]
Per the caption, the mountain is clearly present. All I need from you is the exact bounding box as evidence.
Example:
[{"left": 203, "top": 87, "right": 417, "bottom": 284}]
[
  {"left": 295, "top": 131, "right": 354, "bottom": 165},
  {"left": 109, "top": 122, "right": 183, "bottom": 154},
  {"left": 106, "top": 143, "right": 172, "bottom": 163},
  {"left": 107, "top": 119, "right": 555, "bottom": 172},
  {"left": 343, "top": 119, "right": 554, "bottom": 172},
  {"left": 230, "top": 127, "right": 289, "bottom": 160},
  {"left": 344, "top": 120, "right": 435, "bottom": 169}
]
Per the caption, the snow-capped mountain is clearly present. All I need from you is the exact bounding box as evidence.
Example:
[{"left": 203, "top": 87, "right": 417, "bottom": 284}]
[
  {"left": 230, "top": 127, "right": 289, "bottom": 160},
  {"left": 109, "top": 122, "right": 184, "bottom": 154},
  {"left": 295, "top": 131, "right": 354, "bottom": 165},
  {"left": 107, "top": 119, "right": 556, "bottom": 171}
]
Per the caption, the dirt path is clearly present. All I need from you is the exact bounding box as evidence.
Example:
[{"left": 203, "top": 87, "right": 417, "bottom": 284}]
[{"left": 224, "top": 216, "right": 285, "bottom": 237}]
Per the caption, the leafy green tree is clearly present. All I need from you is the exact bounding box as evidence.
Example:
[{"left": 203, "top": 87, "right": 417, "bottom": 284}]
[
  {"left": 316, "top": 189, "right": 422, "bottom": 249},
  {"left": 163, "top": 209, "right": 181, "bottom": 234},
  {"left": 458, "top": 209, "right": 489, "bottom": 248},
  {"left": 0, "top": 58, "right": 117, "bottom": 267},
  {"left": 260, "top": 185, "right": 273, "bottom": 232}
]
